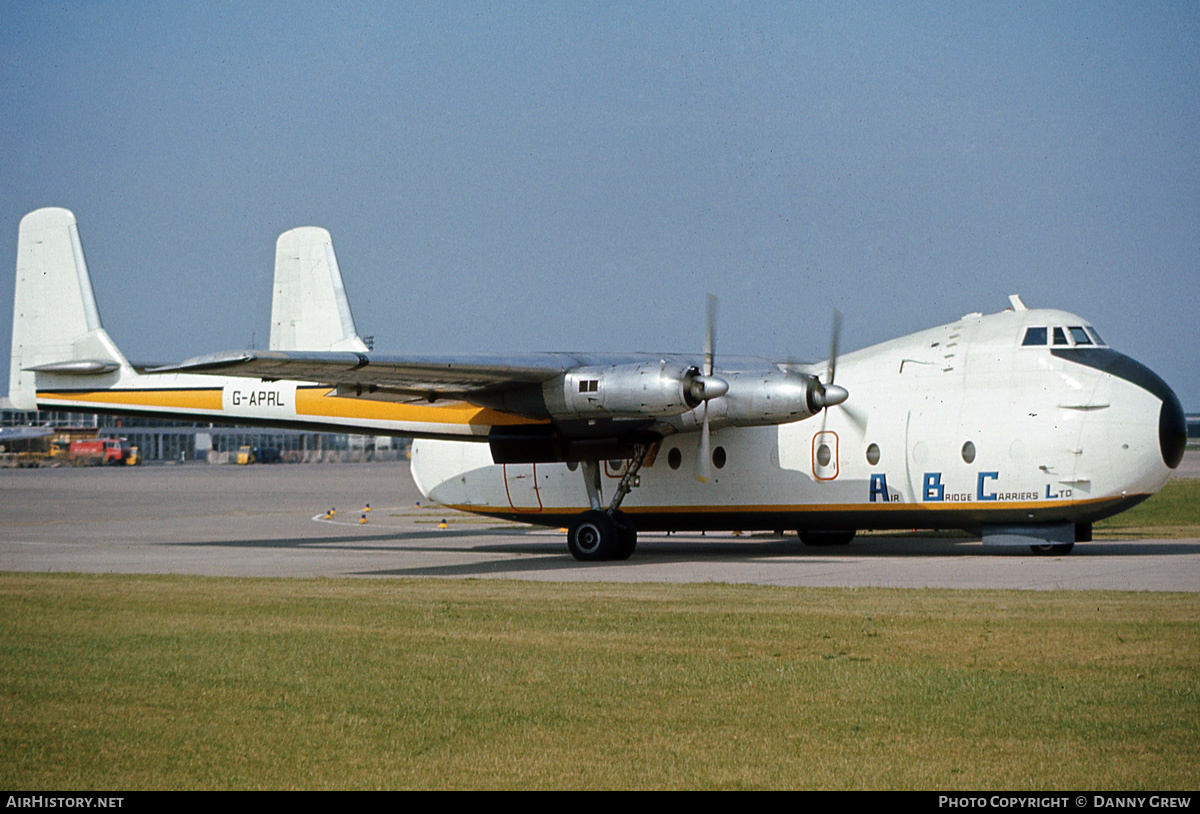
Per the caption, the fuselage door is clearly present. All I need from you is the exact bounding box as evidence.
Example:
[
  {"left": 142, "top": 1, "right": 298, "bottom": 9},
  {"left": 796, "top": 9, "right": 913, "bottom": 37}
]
[{"left": 502, "top": 463, "right": 543, "bottom": 512}]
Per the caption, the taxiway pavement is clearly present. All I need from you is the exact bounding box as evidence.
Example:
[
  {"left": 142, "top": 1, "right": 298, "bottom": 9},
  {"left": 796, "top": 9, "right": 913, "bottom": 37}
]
[{"left": 1, "top": 457, "right": 1197, "bottom": 591}]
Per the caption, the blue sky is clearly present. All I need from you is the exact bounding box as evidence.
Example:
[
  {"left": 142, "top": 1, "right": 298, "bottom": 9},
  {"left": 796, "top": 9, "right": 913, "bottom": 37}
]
[{"left": 2, "top": 2, "right": 1197, "bottom": 406}]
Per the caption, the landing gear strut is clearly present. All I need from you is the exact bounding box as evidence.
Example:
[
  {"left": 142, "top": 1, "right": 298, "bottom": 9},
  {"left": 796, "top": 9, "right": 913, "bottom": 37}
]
[{"left": 567, "top": 444, "right": 648, "bottom": 561}]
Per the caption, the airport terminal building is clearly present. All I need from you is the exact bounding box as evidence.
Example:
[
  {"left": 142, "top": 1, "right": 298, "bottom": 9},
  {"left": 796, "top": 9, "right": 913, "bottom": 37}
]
[{"left": 0, "top": 400, "right": 405, "bottom": 465}]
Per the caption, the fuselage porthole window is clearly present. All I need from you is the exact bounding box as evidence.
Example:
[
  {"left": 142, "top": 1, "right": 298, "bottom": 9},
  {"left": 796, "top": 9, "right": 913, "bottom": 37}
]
[
  {"left": 1022, "top": 327, "right": 1047, "bottom": 346},
  {"left": 667, "top": 447, "right": 682, "bottom": 470},
  {"left": 1069, "top": 326, "right": 1092, "bottom": 345},
  {"left": 1052, "top": 327, "right": 1069, "bottom": 346},
  {"left": 962, "top": 441, "right": 976, "bottom": 464},
  {"left": 866, "top": 443, "right": 880, "bottom": 465}
]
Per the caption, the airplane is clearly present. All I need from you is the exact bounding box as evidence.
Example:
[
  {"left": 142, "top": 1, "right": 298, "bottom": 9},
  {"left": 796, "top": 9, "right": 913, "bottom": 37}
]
[{"left": 8, "top": 207, "right": 1187, "bottom": 560}]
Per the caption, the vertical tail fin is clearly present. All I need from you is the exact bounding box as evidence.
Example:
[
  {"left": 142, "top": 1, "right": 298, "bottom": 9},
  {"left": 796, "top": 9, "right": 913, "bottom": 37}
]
[
  {"left": 269, "top": 227, "right": 368, "bottom": 352},
  {"left": 8, "top": 208, "right": 130, "bottom": 410}
]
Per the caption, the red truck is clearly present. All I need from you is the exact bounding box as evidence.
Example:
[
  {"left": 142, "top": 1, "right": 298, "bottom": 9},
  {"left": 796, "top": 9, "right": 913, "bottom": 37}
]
[{"left": 69, "top": 438, "right": 138, "bottom": 466}]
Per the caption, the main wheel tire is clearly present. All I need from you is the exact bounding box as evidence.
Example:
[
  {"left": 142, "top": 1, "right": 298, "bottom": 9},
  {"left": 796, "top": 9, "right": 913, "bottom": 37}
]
[
  {"left": 611, "top": 510, "right": 638, "bottom": 561},
  {"left": 568, "top": 510, "right": 620, "bottom": 561},
  {"left": 798, "top": 530, "right": 856, "bottom": 547},
  {"left": 1029, "top": 543, "right": 1075, "bottom": 555}
]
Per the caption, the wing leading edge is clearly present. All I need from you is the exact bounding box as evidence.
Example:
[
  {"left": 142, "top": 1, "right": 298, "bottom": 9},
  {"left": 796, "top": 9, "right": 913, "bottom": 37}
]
[{"left": 158, "top": 350, "right": 622, "bottom": 404}]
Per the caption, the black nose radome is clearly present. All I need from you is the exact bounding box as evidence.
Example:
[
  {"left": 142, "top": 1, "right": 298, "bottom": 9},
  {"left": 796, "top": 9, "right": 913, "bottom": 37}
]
[{"left": 1159, "top": 387, "right": 1186, "bottom": 470}]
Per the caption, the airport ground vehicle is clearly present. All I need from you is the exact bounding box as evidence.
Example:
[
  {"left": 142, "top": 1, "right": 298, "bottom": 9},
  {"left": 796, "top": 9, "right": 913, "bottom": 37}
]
[{"left": 68, "top": 437, "right": 137, "bottom": 466}]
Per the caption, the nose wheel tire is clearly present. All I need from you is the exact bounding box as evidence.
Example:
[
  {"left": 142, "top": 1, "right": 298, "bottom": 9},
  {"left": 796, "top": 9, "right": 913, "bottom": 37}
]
[
  {"left": 1029, "top": 543, "right": 1075, "bottom": 555},
  {"left": 798, "top": 530, "right": 856, "bottom": 547}
]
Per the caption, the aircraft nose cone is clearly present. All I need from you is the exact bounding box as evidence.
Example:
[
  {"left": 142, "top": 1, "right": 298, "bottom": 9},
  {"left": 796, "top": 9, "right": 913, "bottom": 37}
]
[
  {"left": 1159, "top": 385, "right": 1186, "bottom": 469},
  {"left": 1056, "top": 347, "right": 1185, "bottom": 471}
]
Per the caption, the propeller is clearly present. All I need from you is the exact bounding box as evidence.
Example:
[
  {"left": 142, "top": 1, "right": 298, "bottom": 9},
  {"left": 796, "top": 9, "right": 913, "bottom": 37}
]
[
  {"left": 810, "top": 310, "right": 849, "bottom": 411},
  {"left": 813, "top": 309, "right": 867, "bottom": 433},
  {"left": 695, "top": 294, "right": 725, "bottom": 482}
]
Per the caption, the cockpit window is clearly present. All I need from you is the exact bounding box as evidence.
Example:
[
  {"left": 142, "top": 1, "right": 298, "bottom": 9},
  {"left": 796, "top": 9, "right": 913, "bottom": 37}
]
[{"left": 1030, "top": 324, "right": 1107, "bottom": 348}]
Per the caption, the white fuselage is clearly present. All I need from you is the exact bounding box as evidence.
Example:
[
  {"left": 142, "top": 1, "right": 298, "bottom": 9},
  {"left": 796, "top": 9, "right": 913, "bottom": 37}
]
[{"left": 410, "top": 307, "right": 1178, "bottom": 533}]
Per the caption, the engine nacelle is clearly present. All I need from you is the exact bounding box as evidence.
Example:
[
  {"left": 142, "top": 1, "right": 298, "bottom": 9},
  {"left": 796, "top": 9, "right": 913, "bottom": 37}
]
[
  {"left": 486, "top": 365, "right": 830, "bottom": 462},
  {"left": 671, "top": 368, "right": 822, "bottom": 430},
  {"left": 543, "top": 361, "right": 703, "bottom": 420},
  {"left": 480, "top": 361, "right": 828, "bottom": 438}
]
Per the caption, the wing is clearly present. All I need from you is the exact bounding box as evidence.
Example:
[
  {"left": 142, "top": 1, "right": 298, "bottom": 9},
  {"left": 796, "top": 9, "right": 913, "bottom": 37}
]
[
  {"left": 157, "top": 348, "right": 825, "bottom": 433},
  {"left": 155, "top": 350, "right": 589, "bottom": 403}
]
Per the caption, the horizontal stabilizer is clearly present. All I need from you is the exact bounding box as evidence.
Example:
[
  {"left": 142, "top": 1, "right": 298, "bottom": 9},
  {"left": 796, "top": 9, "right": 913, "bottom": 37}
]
[{"left": 26, "top": 360, "right": 122, "bottom": 375}]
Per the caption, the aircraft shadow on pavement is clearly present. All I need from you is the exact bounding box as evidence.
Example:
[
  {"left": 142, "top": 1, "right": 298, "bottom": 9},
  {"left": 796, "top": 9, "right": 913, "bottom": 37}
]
[
  {"left": 168, "top": 527, "right": 518, "bottom": 550},
  {"left": 168, "top": 530, "right": 1200, "bottom": 580}
]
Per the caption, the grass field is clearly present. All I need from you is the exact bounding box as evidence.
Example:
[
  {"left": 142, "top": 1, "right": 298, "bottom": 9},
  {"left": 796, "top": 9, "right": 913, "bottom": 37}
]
[
  {"left": 1094, "top": 477, "right": 1200, "bottom": 538},
  {"left": 1, "top": 573, "right": 1197, "bottom": 790}
]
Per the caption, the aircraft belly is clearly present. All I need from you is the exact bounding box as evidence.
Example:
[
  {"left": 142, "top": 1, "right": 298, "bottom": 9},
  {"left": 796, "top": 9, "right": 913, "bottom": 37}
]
[{"left": 457, "top": 498, "right": 1145, "bottom": 532}]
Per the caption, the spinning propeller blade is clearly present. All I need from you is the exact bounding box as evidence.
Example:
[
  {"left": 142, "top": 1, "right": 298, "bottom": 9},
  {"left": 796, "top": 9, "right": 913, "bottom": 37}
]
[{"left": 697, "top": 294, "right": 720, "bottom": 482}]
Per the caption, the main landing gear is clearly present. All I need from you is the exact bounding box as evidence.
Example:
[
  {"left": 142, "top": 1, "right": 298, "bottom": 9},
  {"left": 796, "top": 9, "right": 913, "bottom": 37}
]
[
  {"left": 567, "top": 510, "right": 637, "bottom": 561},
  {"left": 566, "top": 445, "right": 648, "bottom": 562}
]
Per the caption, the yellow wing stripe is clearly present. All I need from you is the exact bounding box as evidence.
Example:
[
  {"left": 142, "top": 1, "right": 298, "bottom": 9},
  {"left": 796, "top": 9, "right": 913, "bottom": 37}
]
[
  {"left": 38, "top": 389, "right": 223, "bottom": 410},
  {"left": 292, "top": 388, "right": 542, "bottom": 426}
]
